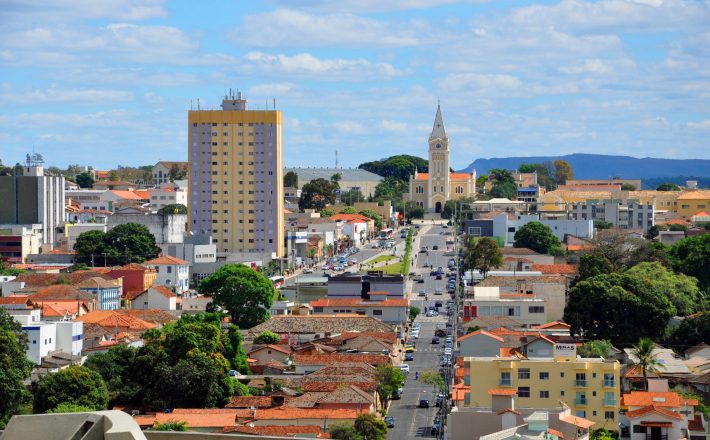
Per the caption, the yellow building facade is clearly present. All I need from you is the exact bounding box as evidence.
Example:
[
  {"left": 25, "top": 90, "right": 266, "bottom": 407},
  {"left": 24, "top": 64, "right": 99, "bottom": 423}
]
[
  {"left": 465, "top": 350, "right": 620, "bottom": 429},
  {"left": 538, "top": 189, "right": 682, "bottom": 213},
  {"left": 677, "top": 190, "right": 710, "bottom": 217},
  {"left": 188, "top": 93, "right": 284, "bottom": 256},
  {"left": 408, "top": 105, "right": 476, "bottom": 213}
]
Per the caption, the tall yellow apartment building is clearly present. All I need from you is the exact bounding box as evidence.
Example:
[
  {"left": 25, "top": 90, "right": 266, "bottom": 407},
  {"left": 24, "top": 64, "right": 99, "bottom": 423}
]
[
  {"left": 188, "top": 92, "right": 284, "bottom": 256},
  {"left": 464, "top": 346, "right": 621, "bottom": 429}
]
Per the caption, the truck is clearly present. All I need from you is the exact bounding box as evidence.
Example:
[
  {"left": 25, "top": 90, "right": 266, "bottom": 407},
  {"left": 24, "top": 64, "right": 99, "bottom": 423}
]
[{"left": 463, "top": 270, "right": 484, "bottom": 284}]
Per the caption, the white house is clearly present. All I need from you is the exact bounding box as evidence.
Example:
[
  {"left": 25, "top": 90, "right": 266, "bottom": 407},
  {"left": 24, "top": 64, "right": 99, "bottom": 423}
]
[
  {"left": 10, "top": 309, "right": 83, "bottom": 364},
  {"left": 144, "top": 256, "right": 190, "bottom": 294},
  {"left": 342, "top": 220, "right": 368, "bottom": 246},
  {"left": 129, "top": 285, "right": 177, "bottom": 311},
  {"left": 149, "top": 183, "right": 187, "bottom": 212},
  {"left": 309, "top": 295, "right": 409, "bottom": 325},
  {"left": 462, "top": 286, "right": 550, "bottom": 328}
]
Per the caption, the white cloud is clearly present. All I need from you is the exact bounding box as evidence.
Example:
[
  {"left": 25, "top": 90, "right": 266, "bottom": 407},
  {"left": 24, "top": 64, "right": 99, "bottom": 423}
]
[
  {"left": 230, "top": 9, "right": 426, "bottom": 47},
  {"left": 438, "top": 73, "right": 522, "bottom": 92},
  {"left": 241, "top": 52, "right": 407, "bottom": 81},
  {"left": 267, "top": 0, "right": 489, "bottom": 13},
  {"left": 687, "top": 120, "right": 710, "bottom": 129},
  {"left": 1, "top": 0, "right": 167, "bottom": 23},
  {"left": 0, "top": 84, "right": 134, "bottom": 105},
  {"left": 332, "top": 121, "right": 367, "bottom": 134},
  {"left": 558, "top": 58, "right": 635, "bottom": 75}
]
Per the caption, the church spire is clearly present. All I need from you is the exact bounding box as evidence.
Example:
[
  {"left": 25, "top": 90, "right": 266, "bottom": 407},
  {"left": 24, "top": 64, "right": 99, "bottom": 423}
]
[{"left": 429, "top": 103, "right": 447, "bottom": 140}]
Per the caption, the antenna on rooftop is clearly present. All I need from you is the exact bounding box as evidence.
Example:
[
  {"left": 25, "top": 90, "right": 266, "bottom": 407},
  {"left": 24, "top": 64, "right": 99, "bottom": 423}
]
[{"left": 335, "top": 150, "right": 339, "bottom": 169}]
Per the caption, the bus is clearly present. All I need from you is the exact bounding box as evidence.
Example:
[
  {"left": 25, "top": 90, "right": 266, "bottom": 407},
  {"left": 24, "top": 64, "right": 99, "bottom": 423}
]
[
  {"left": 378, "top": 228, "right": 394, "bottom": 240},
  {"left": 268, "top": 275, "right": 285, "bottom": 289}
]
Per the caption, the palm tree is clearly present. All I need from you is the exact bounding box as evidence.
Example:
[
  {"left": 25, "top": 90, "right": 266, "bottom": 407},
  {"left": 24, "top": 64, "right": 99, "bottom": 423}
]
[{"left": 631, "top": 338, "right": 662, "bottom": 390}]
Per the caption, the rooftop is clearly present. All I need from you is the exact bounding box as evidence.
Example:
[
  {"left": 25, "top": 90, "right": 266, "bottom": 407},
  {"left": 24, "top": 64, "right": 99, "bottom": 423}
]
[
  {"left": 248, "top": 314, "right": 393, "bottom": 335},
  {"left": 144, "top": 256, "right": 189, "bottom": 265},
  {"left": 310, "top": 298, "right": 408, "bottom": 308},
  {"left": 285, "top": 167, "right": 383, "bottom": 183}
]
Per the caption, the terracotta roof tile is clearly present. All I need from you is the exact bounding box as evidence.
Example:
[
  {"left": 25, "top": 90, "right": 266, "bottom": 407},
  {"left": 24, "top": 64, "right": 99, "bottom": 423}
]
[
  {"left": 294, "top": 353, "right": 391, "bottom": 367},
  {"left": 531, "top": 264, "right": 578, "bottom": 275},
  {"left": 78, "top": 310, "right": 157, "bottom": 330},
  {"left": 248, "top": 315, "right": 393, "bottom": 335},
  {"left": 145, "top": 256, "right": 189, "bottom": 265},
  {"left": 0, "top": 295, "right": 31, "bottom": 305},
  {"left": 561, "top": 415, "right": 596, "bottom": 428},
  {"left": 29, "top": 285, "right": 94, "bottom": 302},
  {"left": 249, "top": 344, "right": 291, "bottom": 355},
  {"left": 221, "top": 425, "right": 326, "bottom": 436},
  {"left": 531, "top": 321, "right": 571, "bottom": 330},
  {"left": 625, "top": 406, "right": 683, "bottom": 421},
  {"left": 253, "top": 407, "right": 358, "bottom": 421},
  {"left": 109, "top": 190, "right": 146, "bottom": 200},
  {"left": 225, "top": 396, "right": 274, "bottom": 408},
  {"left": 16, "top": 271, "right": 113, "bottom": 286},
  {"left": 457, "top": 329, "right": 505, "bottom": 343},
  {"left": 622, "top": 391, "right": 696, "bottom": 408},
  {"left": 488, "top": 389, "right": 517, "bottom": 395},
  {"left": 310, "top": 298, "right": 408, "bottom": 308}
]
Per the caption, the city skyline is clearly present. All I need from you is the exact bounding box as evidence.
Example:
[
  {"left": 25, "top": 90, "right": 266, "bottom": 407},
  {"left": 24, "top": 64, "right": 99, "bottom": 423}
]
[{"left": 2, "top": 0, "right": 710, "bottom": 170}]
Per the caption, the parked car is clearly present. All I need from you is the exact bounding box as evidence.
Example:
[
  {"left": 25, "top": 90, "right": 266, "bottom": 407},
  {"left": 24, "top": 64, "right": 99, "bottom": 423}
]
[
  {"left": 435, "top": 274, "right": 442, "bottom": 280},
  {"left": 431, "top": 337, "right": 440, "bottom": 344},
  {"left": 419, "top": 397, "right": 430, "bottom": 408},
  {"left": 435, "top": 288, "right": 443, "bottom": 295},
  {"left": 371, "top": 242, "right": 380, "bottom": 248},
  {"left": 399, "top": 364, "right": 410, "bottom": 374},
  {"left": 435, "top": 329, "right": 446, "bottom": 337},
  {"left": 391, "top": 389, "right": 401, "bottom": 400},
  {"left": 404, "top": 352, "right": 414, "bottom": 361},
  {"left": 432, "top": 245, "right": 439, "bottom": 250},
  {"left": 385, "top": 416, "right": 395, "bottom": 428},
  {"left": 418, "top": 290, "right": 427, "bottom": 297},
  {"left": 303, "top": 267, "right": 314, "bottom": 273},
  {"left": 321, "top": 264, "right": 330, "bottom": 271}
]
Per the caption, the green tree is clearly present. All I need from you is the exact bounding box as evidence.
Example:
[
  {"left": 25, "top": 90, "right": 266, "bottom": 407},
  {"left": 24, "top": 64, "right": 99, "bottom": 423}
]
[
  {"left": 591, "top": 429, "right": 617, "bottom": 440},
  {"left": 320, "top": 208, "right": 335, "bottom": 217},
  {"left": 75, "top": 172, "right": 94, "bottom": 188},
  {"left": 157, "top": 351, "right": 233, "bottom": 408},
  {"left": 402, "top": 201, "right": 425, "bottom": 220},
  {"left": 513, "top": 222, "right": 561, "bottom": 254},
  {"left": 163, "top": 321, "right": 223, "bottom": 360},
  {"left": 199, "top": 264, "right": 275, "bottom": 328},
  {"left": 299, "top": 178, "right": 339, "bottom": 211},
  {"left": 83, "top": 344, "right": 144, "bottom": 404},
  {"left": 359, "top": 155, "right": 428, "bottom": 181},
  {"left": 657, "top": 183, "right": 681, "bottom": 191},
  {"left": 553, "top": 160, "right": 574, "bottom": 185},
  {"left": 222, "top": 324, "right": 249, "bottom": 373},
  {"left": 341, "top": 206, "right": 357, "bottom": 214},
  {"left": 32, "top": 366, "right": 109, "bottom": 413},
  {"left": 488, "top": 169, "right": 517, "bottom": 199},
  {"left": 462, "top": 236, "right": 503, "bottom": 279},
  {"left": 594, "top": 220, "right": 614, "bottom": 230},
  {"left": 564, "top": 273, "right": 676, "bottom": 343},
  {"left": 466, "top": 325, "right": 481, "bottom": 334},
  {"left": 669, "top": 313, "right": 710, "bottom": 348},
  {"left": 518, "top": 164, "right": 535, "bottom": 173},
  {"left": 254, "top": 331, "right": 281, "bottom": 345},
  {"left": 375, "top": 365, "right": 405, "bottom": 407},
  {"left": 578, "top": 253, "right": 614, "bottom": 280},
  {"left": 626, "top": 262, "right": 703, "bottom": 316},
  {"left": 341, "top": 188, "right": 365, "bottom": 205},
  {"left": 359, "top": 210, "right": 383, "bottom": 230},
  {"left": 420, "top": 369, "right": 446, "bottom": 392},
  {"left": 354, "top": 413, "right": 388, "bottom": 440},
  {"left": 153, "top": 420, "right": 188, "bottom": 431},
  {"left": 621, "top": 183, "right": 637, "bottom": 191},
  {"left": 73, "top": 230, "right": 107, "bottom": 265},
  {"left": 668, "top": 235, "right": 710, "bottom": 290},
  {"left": 168, "top": 164, "right": 186, "bottom": 181},
  {"left": 409, "top": 306, "right": 421, "bottom": 322},
  {"left": 331, "top": 173, "right": 342, "bottom": 184},
  {"left": 373, "top": 176, "right": 408, "bottom": 202},
  {"left": 330, "top": 423, "right": 361, "bottom": 440},
  {"left": 108, "top": 170, "right": 119, "bottom": 181},
  {"left": 577, "top": 340, "right": 614, "bottom": 358},
  {"left": 284, "top": 171, "right": 298, "bottom": 188},
  {"left": 47, "top": 403, "right": 96, "bottom": 413},
  {"left": 0, "top": 309, "right": 33, "bottom": 427},
  {"left": 157, "top": 204, "right": 188, "bottom": 215},
  {"left": 476, "top": 174, "right": 488, "bottom": 191},
  {"left": 0, "top": 159, "right": 14, "bottom": 176},
  {"left": 441, "top": 197, "right": 475, "bottom": 220},
  {"left": 74, "top": 223, "right": 160, "bottom": 266},
  {"left": 631, "top": 338, "right": 662, "bottom": 390}
]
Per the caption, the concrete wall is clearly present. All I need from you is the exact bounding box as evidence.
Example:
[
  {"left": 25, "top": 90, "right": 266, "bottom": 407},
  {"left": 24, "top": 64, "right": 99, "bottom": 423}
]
[
  {"left": 459, "top": 333, "right": 502, "bottom": 357},
  {"left": 108, "top": 213, "right": 186, "bottom": 244}
]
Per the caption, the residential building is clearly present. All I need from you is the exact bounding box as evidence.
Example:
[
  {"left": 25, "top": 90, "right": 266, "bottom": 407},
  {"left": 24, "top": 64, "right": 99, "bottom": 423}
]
[
  {"left": 0, "top": 164, "right": 64, "bottom": 249},
  {"left": 463, "top": 199, "right": 526, "bottom": 219},
  {"left": 285, "top": 167, "right": 383, "bottom": 198},
  {"left": 327, "top": 273, "right": 406, "bottom": 298},
  {"left": 188, "top": 91, "right": 284, "bottom": 256},
  {"left": 144, "top": 256, "right": 189, "bottom": 294},
  {"left": 408, "top": 104, "right": 476, "bottom": 213},
  {"left": 475, "top": 275, "right": 568, "bottom": 322},
  {"left": 92, "top": 181, "right": 136, "bottom": 191},
  {"left": 248, "top": 314, "right": 394, "bottom": 345},
  {"left": 571, "top": 200, "right": 656, "bottom": 230},
  {"left": 106, "top": 263, "right": 157, "bottom": 298},
  {"left": 159, "top": 234, "right": 217, "bottom": 266},
  {"left": 248, "top": 344, "right": 291, "bottom": 373},
  {"left": 152, "top": 161, "right": 187, "bottom": 185},
  {"left": 76, "top": 277, "right": 122, "bottom": 310},
  {"left": 309, "top": 296, "right": 409, "bottom": 326},
  {"left": 65, "top": 189, "right": 109, "bottom": 211},
  {"left": 148, "top": 182, "right": 187, "bottom": 212},
  {"left": 465, "top": 343, "right": 621, "bottom": 428},
  {"left": 463, "top": 213, "right": 593, "bottom": 244},
  {"left": 677, "top": 190, "right": 710, "bottom": 218},
  {"left": 566, "top": 178, "right": 642, "bottom": 190},
  {"left": 462, "top": 287, "right": 550, "bottom": 328},
  {"left": 10, "top": 309, "right": 84, "bottom": 365},
  {"left": 0, "top": 224, "right": 43, "bottom": 263},
  {"left": 126, "top": 285, "right": 177, "bottom": 311},
  {"left": 619, "top": 380, "right": 703, "bottom": 440},
  {"left": 108, "top": 210, "right": 186, "bottom": 244}
]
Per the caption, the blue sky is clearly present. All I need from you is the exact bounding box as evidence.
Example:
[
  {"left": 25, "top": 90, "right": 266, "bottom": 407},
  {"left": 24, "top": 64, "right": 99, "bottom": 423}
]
[{"left": 1, "top": 0, "right": 709, "bottom": 171}]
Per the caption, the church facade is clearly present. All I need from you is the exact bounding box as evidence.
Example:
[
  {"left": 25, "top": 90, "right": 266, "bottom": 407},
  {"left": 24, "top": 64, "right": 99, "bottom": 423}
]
[{"left": 408, "top": 105, "right": 476, "bottom": 213}]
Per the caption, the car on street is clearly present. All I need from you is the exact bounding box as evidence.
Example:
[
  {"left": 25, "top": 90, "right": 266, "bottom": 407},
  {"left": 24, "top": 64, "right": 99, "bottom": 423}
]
[
  {"left": 435, "top": 274, "right": 442, "bottom": 280},
  {"left": 435, "top": 301, "right": 443, "bottom": 308},
  {"left": 418, "top": 290, "right": 427, "bottom": 297},
  {"left": 432, "top": 245, "right": 439, "bottom": 250},
  {"left": 420, "top": 246, "right": 428, "bottom": 253},
  {"left": 391, "top": 389, "right": 401, "bottom": 400},
  {"left": 333, "top": 264, "right": 344, "bottom": 271},
  {"left": 321, "top": 264, "right": 330, "bottom": 271},
  {"left": 399, "top": 364, "right": 410, "bottom": 374},
  {"left": 303, "top": 267, "right": 314, "bottom": 273},
  {"left": 419, "top": 397, "right": 430, "bottom": 408},
  {"left": 431, "top": 336, "right": 440, "bottom": 344},
  {"left": 426, "top": 310, "right": 438, "bottom": 317},
  {"left": 371, "top": 242, "right": 380, "bottom": 248},
  {"left": 404, "top": 352, "right": 414, "bottom": 361},
  {"left": 435, "top": 329, "right": 446, "bottom": 337},
  {"left": 414, "top": 224, "right": 421, "bottom": 229},
  {"left": 385, "top": 416, "right": 395, "bottom": 428},
  {"left": 350, "top": 258, "right": 357, "bottom": 265},
  {"left": 434, "top": 288, "right": 443, "bottom": 295}
]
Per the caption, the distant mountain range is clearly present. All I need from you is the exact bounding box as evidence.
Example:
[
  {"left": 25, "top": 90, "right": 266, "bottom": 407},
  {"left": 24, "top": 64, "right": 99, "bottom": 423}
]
[{"left": 461, "top": 154, "right": 710, "bottom": 181}]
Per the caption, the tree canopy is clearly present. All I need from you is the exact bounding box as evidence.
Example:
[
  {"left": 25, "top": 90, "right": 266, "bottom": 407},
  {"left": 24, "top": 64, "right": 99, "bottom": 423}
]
[
  {"left": 353, "top": 413, "right": 388, "bottom": 440},
  {"left": 375, "top": 364, "right": 405, "bottom": 407},
  {"left": 668, "top": 235, "right": 710, "bottom": 291},
  {"left": 656, "top": 182, "right": 681, "bottom": 191},
  {"left": 199, "top": 264, "right": 275, "bottom": 328},
  {"left": 553, "top": 160, "right": 574, "bottom": 185},
  {"left": 0, "top": 309, "right": 33, "bottom": 427},
  {"left": 669, "top": 313, "right": 710, "bottom": 347},
  {"left": 359, "top": 210, "right": 383, "bottom": 230},
  {"left": 513, "top": 222, "right": 561, "bottom": 254},
  {"left": 157, "top": 204, "right": 188, "bottom": 215},
  {"left": 462, "top": 236, "right": 503, "bottom": 278},
  {"left": 75, "top": 172, "right": 94, "bottom": 189},
  {"left": 298, "top": 178, "right": 339, "bottom": 211},
  {"left": 32, "top": 365, "right": 109, "bottom": 413},
  {"left": 577, "top": 340, "right": 614, "bottom": 358},
  {"left": 359, "top": 155, "right": 428, "bottom": 180},
  {"left": 373, "top": 176, "right": 408, "bottom": 202},
  {"left": 283, "top": 171, "right": 298, "bottom": 188},
  {"left": 253, "top": 331, "right": 281, "bottom": 345},
  {"left": 74, "top": 223, "right": 160, "bottom": 266},
  {"left": 488, "top": 169, "right": 517, "bottom": 199},
  {"left": 625, "top": 262, "right": 703, "bottom": 316}
]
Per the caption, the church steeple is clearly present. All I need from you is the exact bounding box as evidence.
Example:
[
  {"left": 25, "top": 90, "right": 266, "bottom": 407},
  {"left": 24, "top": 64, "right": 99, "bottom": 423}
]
[{"left": 429, "top": 103, "right": 447, "bottom": 140}]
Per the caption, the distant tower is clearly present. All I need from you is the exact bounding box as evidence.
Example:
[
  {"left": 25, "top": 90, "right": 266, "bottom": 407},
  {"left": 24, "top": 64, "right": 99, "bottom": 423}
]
[
  {"left": 335, "top": 150, "right": 339, "bottom": 169},
  {"left": 428, "top": 104, "right": 450, "bottom": 212}
]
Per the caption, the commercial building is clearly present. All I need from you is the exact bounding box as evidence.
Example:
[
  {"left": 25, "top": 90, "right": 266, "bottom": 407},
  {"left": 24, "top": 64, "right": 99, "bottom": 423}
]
[
  {"left": 677, "top": 190, "right": 710, "bottom": 218},
  {"left": 285, "top": 167, "right": 383, "bottom": 198},
  {"left": 148, "top": 183, "right": 187, "bottom": 211},
  {"left": 0, "top": 224, "right": 43, "bottom": 264},
  {"left": 461, "top": 287, "right": 550, "bottom": 328},
  {"left": 188, "top": 91, "right": 284, "bottom": 257},
  {"left": 463, "top": 213, "right": 593, "bottom": 244},
  {"left": 309, "top": 295, "right": 409, "bottom": 326},
  {"left": 464, "top": 344, "right": 621, "bottom": 428},
  {"left": 408, "top": 105, "right": 476, "bottom": 213},
  {"left": 571, "top": 200, "right": 656, "bottom": 230},
  {"left": 152, "top": 161, "right": 187, "bottom": 185},
  {"left": 0, "top": 163, "right": 65, "bottom": 249}
]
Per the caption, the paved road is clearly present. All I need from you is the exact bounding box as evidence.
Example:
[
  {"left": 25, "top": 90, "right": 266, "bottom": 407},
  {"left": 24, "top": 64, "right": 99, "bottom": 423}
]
[{"left": 388, "top": 222, "right": 452, "bottom": 439}]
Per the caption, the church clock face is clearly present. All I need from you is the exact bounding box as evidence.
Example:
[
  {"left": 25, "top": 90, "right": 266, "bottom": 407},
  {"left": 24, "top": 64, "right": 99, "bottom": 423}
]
[{"left": 436, "top": 143, "right": 441, "bottom": 149}]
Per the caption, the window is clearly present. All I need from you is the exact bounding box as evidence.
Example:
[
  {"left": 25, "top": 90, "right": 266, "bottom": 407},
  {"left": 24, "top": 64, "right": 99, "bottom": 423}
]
[
  {"left": 604, "top": 411, "right": 615, "bottom": 420},
  {"left": 603, "top": 373, "right": 615, "bottom": 387},
  {"left": 529, "top": 306, "right": 545, "bottom": 313},
  {"left": 540, "top": 390, "right": 549, "bottom": 398},
  {"left": 539, "top": 372, "right": 549, "bottom": 380},
  {"left": 576, "top": 410, "right": 586, "bottom": 418},
  {"left": 373, "top": 310, "right": 383, "bottom": 316},
  {"left": 576, "top": 373, "right": 587, "bottom": 387},
  {"left": 633, "top": 426, "right": 646, "bottom": 434},
  {"left": 468, "top": 227, "right": 482, "bottom": 236},
  {"left": 500, "top": 372, "right": 512, "bottom": 386},
  {"left": 518, "top": 387, "right": 530, "bottom": 398},
  {"left": 167, "top": 266, "right": 172, "bottom": 274},
  {"left": 518, "top": 369, "right": 530, "bottom": 379}
]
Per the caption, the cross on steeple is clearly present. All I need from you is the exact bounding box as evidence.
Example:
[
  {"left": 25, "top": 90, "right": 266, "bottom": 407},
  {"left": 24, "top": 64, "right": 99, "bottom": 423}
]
[{"left": 429, "top": 103, "right": 447, "bottom": 140}]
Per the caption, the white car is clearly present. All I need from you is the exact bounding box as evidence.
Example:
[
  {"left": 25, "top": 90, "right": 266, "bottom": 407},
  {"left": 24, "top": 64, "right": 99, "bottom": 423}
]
[
  {"left": 371, "top": 242, "right": 380, "bottom": 248},
  {"left": 444, "top": 348, "right": 452, "bottom": 356},
  {"left": 399, "top": 364, "right": 410, "bottom": 374}
]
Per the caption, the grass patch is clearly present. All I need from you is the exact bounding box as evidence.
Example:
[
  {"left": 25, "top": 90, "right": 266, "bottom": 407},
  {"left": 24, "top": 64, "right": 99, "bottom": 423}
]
[
  {"left": 381, "top": 262, "right": 402, "bottom": 275},
  {"left": 371, "top": 255, "right": 397, "bottom": 264}
]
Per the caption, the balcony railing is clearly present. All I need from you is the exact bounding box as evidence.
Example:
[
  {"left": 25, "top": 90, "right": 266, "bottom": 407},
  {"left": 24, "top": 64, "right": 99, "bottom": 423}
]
[
  {"left": 603, "top": 380, "right": 616, "bottom": 388},
  {"left": 575, "top": 398, "right": 588, "bottom": 406},
  {"left": 499, "top": 379, "right": 513, "bottom": 386},
  {"left": 575, "top": 380, "right": 588, "bottom": 387},
  {"left": 645, "top": 434, "right": 668, "bottom": 440},
  {"left": 603, "top": 398, "right": 616, "bottom": 406}
]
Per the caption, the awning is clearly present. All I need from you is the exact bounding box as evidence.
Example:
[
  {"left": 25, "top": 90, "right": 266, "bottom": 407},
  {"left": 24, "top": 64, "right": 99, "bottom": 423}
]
[{"left": 640, "top": 422, "right": 673, "bottom": 428}]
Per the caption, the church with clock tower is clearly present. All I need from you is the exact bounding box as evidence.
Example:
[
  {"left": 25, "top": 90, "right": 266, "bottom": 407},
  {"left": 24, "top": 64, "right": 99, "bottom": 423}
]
[{"left": 408, "top": 104, "right": 476, "bottom": 213}]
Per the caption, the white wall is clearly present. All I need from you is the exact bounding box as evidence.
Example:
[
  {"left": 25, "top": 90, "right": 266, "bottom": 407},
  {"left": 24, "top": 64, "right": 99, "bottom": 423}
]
[
  {"left": 154, "top": 264, "right": 189, "bottom": 293},
  {"left": 56, "top": 321, "right": 83, "bottom": 356},
  {"left": 133, "top": 287, "right": 177, "bottom": 310},
  {"left": 22, "top": 322, "right": 56, "bottom": 365}
]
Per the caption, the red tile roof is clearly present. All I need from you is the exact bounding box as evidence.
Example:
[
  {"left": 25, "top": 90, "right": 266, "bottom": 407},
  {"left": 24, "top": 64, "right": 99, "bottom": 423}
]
[
  {"left": 310, "top": 298, "right": 408, "bottom": 308},
  {"left": 487, "top": 389, "right": 517, "bottom": 395},
  {"left": 293, "top": 354, "right": 391, "bottom": 367},
  {"left": 531, "top": 321, "right": 571, "bottom": 330},
  {"left": 531, "top": 264, "right": 578, "bottom": 275},
  {"left": 0, "top": 295, "right": 31, "bottom": 305},
  {"left": 37, "top": 301, "right": 87, "bottom": 317},
  {"left": 548, "top": 428, "right": 564, "bottom": 438},
  {"left": 221, "top": 425, "right": 327, "bottom": 437},
  {"left": 145, "top": 256, "right": 189, "bottom": 265},
  {"left": 249, "top": 344, "right": 291, "bottom": 355},
  {"left": 622, "top": 391, "right": 697, "bottom": 408},
  {"left": 330, "top": 213, "right": 371, "bottom": 222},
  {"left": 413, "top": 173, "right": 429, "bottom": 181},
  {"left": 150, "top": 285, "right": 176, "bottom": 298},
  {"left": 561, "top": 415, "right": 596, "bottom": 428},
  {"left": 225, "top": 396, "right": 274, "bottom": 409},
  {"left": 457, "top": 329, "right": 505, "bottom": 343},
  {"left": 109, "top": 190, "right": 145, "bottom": 200},
  {"left": 625, "top": 406, "right": 683, "bottom": 421},
  {"left": 450, "top": 173, "right": 474, "bottom": 180},
  {"left": 253, "top": 407, "right": 358, "bottom": 421},
  {"left": 78, "top": 310, "right": 156, "bottom": 330}
]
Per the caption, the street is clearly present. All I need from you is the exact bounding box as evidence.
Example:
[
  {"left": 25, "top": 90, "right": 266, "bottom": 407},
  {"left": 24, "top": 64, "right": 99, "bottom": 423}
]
[{"left": 388, "top": 221, "right": 452, "bottom": 439}]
